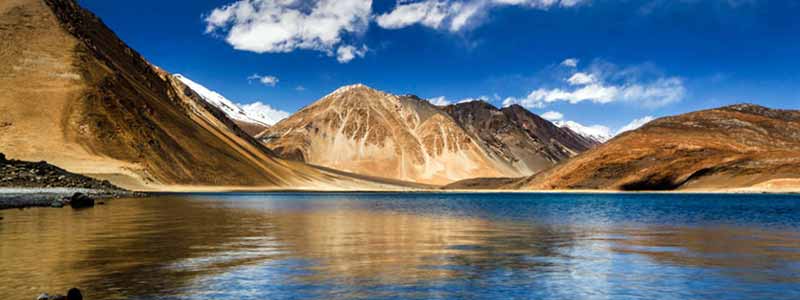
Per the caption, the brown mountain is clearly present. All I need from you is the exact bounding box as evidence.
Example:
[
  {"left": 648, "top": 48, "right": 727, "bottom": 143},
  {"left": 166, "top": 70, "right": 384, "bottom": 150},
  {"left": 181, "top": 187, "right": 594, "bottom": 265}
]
[
  {"left": 257, "top": 86, "right": 597, "bottom": 185},
  {"left": 257, "top": 85, "right": 516, "bottom": 185},
  {"left": 510, "top": 104, "right": 800, "bottom": 191},
  {"left": 0, "top": 0, "right": 407, "bottom": 191},
  {"left": 443, "top": 101, "right": 599, "bottom": 175}
]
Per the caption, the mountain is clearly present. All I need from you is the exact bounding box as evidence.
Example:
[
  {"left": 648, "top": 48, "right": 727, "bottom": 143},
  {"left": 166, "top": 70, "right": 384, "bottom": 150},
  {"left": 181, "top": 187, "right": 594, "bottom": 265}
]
[
  {"left": 257, "top": 85, "right": 597, "bottom": 185},
  {"left": 442, "top": 101, "right": 599, "bottom": 175},
  {"left": 175, "top": 74, "right": 288, "bottom": 136},
  {"left": 257, "top": 84, "right": 518, "bottom": 184},
  {"left": 554, "top": 120, "right": 613, "bottom": 143},
  {"left": 0, "top": 0, "right": 406, "bottom": 191},
  {"left": 510, "top": 104, "right": 800, "bottom": 191}
]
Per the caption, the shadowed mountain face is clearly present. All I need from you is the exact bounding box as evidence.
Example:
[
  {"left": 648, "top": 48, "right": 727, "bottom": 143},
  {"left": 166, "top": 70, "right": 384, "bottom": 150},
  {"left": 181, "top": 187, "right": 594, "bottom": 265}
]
[
  {"left": 443, "top": 101, "right": 599, "bottom": 175},
  {"left": 258, "top": 86, "right": 598, "bottom": 185},
  {"left": 511, "top": 104, "right": 800, "bottom": 191},
  {"left": 0, "top": 0, "right": 401, "bottom": 191}
]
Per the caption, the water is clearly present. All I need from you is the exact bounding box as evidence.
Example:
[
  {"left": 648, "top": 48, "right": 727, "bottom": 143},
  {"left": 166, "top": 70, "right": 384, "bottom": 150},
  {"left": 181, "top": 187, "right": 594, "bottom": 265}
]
[{"left": 1, "top": 192, "right": 799, "bottom": 300}]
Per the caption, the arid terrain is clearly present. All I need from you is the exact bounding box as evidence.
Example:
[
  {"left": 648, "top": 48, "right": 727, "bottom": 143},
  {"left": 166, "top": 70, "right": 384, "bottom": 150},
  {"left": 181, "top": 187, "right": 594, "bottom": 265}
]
[
  {"left": 258, "top": 85, "right": 596, "bottom": 185},
  {"left": 505, "top": 104, "right": 800, "bottom": 191},
  {"left": 1, "top": 0, "right": 797, "bottom": 194},
  {"left": 0, "top": 0, "right": 418, "bottom": 191},
  {"left": 443, "top": 101, "right": 598, "bottom": 175}
]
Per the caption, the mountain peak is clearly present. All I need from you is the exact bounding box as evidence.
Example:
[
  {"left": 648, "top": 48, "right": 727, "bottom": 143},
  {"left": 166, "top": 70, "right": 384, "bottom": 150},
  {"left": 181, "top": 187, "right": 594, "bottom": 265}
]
[{"left": 325, "top": 83, "right": 378, "bottom": 98}]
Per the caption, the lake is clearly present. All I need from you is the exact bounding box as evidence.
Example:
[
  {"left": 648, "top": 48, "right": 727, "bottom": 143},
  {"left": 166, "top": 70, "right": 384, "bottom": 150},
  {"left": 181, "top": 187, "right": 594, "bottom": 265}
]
[{"left": 1, "top": 192, "right": 799, "bottom": 299}]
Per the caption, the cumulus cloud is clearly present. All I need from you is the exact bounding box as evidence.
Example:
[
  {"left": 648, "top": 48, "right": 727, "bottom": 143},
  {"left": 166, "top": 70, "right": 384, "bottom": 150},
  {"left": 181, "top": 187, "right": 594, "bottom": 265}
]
[
  {"left": 567, "top": 72, "right": 596, "bottom": 85},
  {"left": 336, "top": 44, "right": 368, "bottom": 63},
  {"left": 504, "top": 59, "right": 686, "bottom": 109},
  {"left": 616, "top": 115, "right": 655, "bottom": 135},
  {"left": 240, "top": 101, "right": 290, "bottom": 125},
  {"left": 248, "top": 74, "right": 279, "bottom": 86},
  {"left": 561, "top": 58, "right": 579, "bottom": 67},
  {"left": 376, "top": 0, "right": 586, "bottom": 32},
  {"left": 205, "top": 0, "right": 372, "bottom": 62},
  {"left": 541, "top": 111, "right": 564, "bottom": 121}
]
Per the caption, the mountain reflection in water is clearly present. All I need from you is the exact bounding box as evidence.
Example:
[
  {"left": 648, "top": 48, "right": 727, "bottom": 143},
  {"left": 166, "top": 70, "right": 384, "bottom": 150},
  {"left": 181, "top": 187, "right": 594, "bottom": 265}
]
[{"left": 1, "top": 193, "right": 799, "bottom": 300}]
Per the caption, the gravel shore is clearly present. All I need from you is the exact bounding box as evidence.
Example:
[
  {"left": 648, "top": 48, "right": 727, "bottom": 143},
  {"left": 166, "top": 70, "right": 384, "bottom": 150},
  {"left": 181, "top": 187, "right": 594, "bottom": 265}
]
[{"left": 0, "top": 188, "right": 137, "bottom": 210}]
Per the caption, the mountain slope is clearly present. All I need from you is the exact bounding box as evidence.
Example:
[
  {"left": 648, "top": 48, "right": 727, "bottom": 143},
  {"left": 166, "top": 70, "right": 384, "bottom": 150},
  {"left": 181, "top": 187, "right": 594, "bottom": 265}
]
[
  {"left": 442, "top": 101, "right": 599, "bottom": 175},
  {"left": 175, "top": 74, "right": 287, "bottom": 136},
  {"left": 258, "top": 86, "right": 598, "bottom": 185},
  {"left": 257, "top": 85, "right": 524, "bottom": 185},
  {"left": 0, "top": 0, "right": 401, "bottom": 191},
  {"left": 511, "top": 104, "right": 800, "bottom": 191}
]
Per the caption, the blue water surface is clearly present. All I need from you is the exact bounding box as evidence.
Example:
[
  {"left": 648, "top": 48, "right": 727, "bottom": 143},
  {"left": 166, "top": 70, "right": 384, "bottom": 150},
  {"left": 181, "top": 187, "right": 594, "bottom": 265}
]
[{"left": 2, "top": 193, "right": 799, "bottom": 300}]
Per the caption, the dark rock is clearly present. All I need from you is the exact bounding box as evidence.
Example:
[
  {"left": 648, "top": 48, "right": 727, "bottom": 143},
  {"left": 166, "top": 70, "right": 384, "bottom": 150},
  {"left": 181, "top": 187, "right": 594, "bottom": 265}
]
[
  {"left": 51, "top": 295, "right": 66, "bottom": 300},
  {"left": 36, "top": 293, "right": 50, "bottom": 300},
  {"left": 50, "top": 200, "right": 64, "bottom": 208},
  {"left": 69, "top": 193, "right": 94, "bottom": 209},
  {"left": 0, "top": 153, "right": 6, "bottom": 162},
  {"left": 67, "top": 288, "right": 82, "bottom": 300}
]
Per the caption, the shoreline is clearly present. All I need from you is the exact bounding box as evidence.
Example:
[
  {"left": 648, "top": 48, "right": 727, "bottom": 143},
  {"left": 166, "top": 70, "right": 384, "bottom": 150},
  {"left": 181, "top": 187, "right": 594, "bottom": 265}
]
[
  {"left": 3, "top": 187, "right": 797, "bottom": 210},
  {"left": 0, "top": 188, "right": 142, "bottom": 210}
]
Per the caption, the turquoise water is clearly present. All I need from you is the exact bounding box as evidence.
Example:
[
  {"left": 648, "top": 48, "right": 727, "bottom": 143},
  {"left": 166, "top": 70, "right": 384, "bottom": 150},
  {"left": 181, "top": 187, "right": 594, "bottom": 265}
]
[{"left": 1, "top": 192, "right": 799, "bottom": 299}]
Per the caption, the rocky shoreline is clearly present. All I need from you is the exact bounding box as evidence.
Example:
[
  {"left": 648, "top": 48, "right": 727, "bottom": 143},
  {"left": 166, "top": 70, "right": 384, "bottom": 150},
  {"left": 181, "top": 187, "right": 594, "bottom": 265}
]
[
  {"left": 0, "top": 188, "right": 140, "bottom": 210},
  {"left": 0, "top": 153, "right": 141, "bottom": 209}
]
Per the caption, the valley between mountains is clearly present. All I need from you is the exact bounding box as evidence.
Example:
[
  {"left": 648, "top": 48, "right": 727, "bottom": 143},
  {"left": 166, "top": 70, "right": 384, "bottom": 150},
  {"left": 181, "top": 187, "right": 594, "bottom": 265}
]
[{"left": 1, "top": 0, "right": 798, "bottom": 193}]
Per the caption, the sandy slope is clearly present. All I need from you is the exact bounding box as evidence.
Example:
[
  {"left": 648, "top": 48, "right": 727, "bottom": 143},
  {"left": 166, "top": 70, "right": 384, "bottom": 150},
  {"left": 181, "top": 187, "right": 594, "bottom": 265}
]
[
  {"left": 0, "top": 0, "right": 413, "bottom": 192},
  {"left": 510, "top": 104, "right": 800, "bottom": 191}
]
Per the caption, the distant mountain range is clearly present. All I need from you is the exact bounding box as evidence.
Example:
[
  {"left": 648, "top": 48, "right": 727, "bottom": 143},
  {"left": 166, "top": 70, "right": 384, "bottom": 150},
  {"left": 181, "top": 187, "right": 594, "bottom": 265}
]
[
  {"left": 1, "top": 0, "right": 797, "bottom": 192},
  {"left": 455, "top": 104, "right": 800, "bottom": 191},
  {"left": 256, "top": 85, "right": 597, "bottom": 185}
]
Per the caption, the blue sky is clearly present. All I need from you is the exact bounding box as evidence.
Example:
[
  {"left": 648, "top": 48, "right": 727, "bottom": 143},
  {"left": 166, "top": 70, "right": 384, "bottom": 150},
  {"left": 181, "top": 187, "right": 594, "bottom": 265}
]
[{"left": 78, "top": 0, "right": 799, "bottom": 133}]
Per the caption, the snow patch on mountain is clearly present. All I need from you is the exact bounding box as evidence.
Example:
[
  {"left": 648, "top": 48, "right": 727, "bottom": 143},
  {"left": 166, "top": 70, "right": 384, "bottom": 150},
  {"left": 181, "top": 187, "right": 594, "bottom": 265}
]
[
  {"left": 555, "top": 120, "right": 613, "bottom": 143},
  {"left": 175, "top": 74, "right": 288, "bottom": 126}
]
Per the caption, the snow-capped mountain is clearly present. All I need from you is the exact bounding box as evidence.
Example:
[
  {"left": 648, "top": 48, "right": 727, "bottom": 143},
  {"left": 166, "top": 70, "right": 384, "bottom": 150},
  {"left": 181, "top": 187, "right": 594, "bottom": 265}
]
[
  {"left": 175, "top": 74, "right": 289, "bottom": 128},
  {"left": 555, "top": 120, "right": 613, "bottom": 143}
]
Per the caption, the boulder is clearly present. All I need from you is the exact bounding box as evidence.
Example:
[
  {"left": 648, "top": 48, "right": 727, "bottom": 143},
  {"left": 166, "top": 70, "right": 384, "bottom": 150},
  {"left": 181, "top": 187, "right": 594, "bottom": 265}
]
[
  {"left": 50, "top": 200, "right": 64, "bottom": 208},
  {"left": 67, "top": 288, "right": 82, "bottom": 300},
  {"left": 0, "top": 153, "right": 6, "bottom": 163},
  {"left": 36, "top": 293, "right": 49, "bottom": 300},
  {"left": 68, "top": 193, "right": 94, "bottom": 209}
]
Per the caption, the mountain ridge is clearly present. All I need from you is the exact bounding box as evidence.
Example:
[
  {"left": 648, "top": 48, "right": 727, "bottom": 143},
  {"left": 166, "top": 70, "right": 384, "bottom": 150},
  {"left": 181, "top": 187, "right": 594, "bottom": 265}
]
[
  {"left": 507, "top": 103, "right": 800, "bottom": 191},
  {"left": 258, "top": 84, "right": 598, "bottom": 184},
  {"left": 0, "top": 0, "right": 413, "bottom": 191}
]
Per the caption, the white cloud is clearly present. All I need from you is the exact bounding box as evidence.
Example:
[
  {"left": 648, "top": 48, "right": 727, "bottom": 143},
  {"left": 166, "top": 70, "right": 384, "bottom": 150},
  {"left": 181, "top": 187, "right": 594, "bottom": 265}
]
[
  {"left": 541, "top": 111, "right": 564, "bottom": 121},
  {"left": 336, "top": 44, "right": 368, "bottom": 63},
  {"left": 375, "top": 1, "right": 449, "bottom": 30},
  {"left": 561, "top": 58, "right": 579, "bottom": 67},
  {"left": 376, "top": 0, "right": 587, "bottom": 32},
  {"left": 429, "top": 96, "right": 452, "bottom": 106},
  {"left": 248, "top": 74, "right": 279, "bottom": 86},
  {"left": 567, "top": 72, "right": 596, "bottom": 85},
  {"left": 240, "top": 102, "right": 291, "bottom": 125},
  {"left": 295, "top": 85, "right": 306, "bottom": 91},
  {"left": 205, "top": 0, "right": 372, "bottom": 62},
  {"left": 504, "top": 61, "right": 686, "bottom": 109},
  {"left": 616, "top": 116, "right": 655, "bottom": 135}
]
